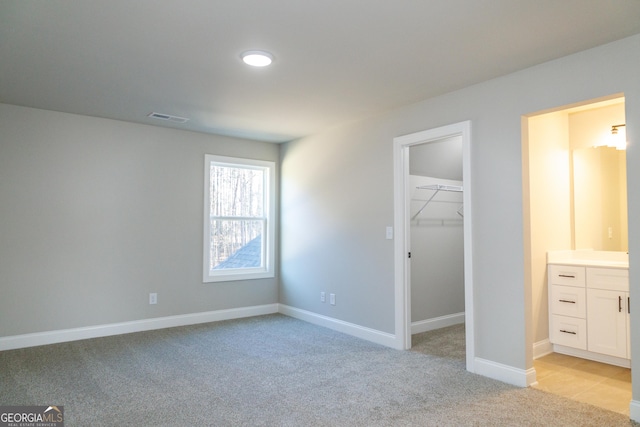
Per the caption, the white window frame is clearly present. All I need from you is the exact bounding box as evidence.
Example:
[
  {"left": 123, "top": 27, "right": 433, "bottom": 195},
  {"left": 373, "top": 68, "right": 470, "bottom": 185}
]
[{"left": 203, "top": 154, "right": 275, "bottom": 282}]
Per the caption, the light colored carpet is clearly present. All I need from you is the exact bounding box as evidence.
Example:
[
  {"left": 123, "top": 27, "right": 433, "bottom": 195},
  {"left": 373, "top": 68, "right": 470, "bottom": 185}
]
[{"left": 0, "top": 314, "right": 635, "bottom": 426}]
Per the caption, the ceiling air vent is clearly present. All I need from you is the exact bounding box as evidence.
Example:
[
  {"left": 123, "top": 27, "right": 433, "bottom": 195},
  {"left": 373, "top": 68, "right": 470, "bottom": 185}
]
[{"left": 148, "top": 112, "right": 189, "bottom": 124}]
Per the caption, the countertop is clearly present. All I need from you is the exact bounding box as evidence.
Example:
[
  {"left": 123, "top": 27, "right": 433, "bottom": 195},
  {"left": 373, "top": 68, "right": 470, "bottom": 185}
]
[{"left": 547, "top": 250, "right": 628, "bottom": 269}]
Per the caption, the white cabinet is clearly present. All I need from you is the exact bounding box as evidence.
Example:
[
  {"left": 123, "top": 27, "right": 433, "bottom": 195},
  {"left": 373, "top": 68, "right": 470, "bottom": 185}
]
[
  {"left": 548, "top": 265, "right": 587, "bottom": 350},
  {"left": 548, "top": 264, "right": 630, "bottom": 365},
  {"left": 586, "top": 268, "right": 630, "bottom": 359}
]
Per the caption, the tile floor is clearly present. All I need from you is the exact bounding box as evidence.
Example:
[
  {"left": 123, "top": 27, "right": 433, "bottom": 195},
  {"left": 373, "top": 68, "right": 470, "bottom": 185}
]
[{"left": 533, "top": 352, "right": 631, "bottom": 416}]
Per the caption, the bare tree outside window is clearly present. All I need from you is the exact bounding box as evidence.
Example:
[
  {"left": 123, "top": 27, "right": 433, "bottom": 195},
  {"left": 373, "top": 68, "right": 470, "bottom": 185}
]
[
  {"left": 209, "top": 164, "right": 265, "bottom": 270},
  {"left": 203, "top": 155, "right": 274, "bottom": 283}
]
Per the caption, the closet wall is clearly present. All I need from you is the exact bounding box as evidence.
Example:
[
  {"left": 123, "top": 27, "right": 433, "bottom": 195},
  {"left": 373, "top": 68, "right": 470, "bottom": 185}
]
[{"left": 409, "top": 137, "right": 464, "bottom": 329}]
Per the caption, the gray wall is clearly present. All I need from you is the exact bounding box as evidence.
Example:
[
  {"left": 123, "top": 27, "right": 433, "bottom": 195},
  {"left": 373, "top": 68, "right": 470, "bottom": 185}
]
[
  {"left": 280, "top": 34, "right": 640, "bottom": 383},
  {"left": 409, "top": 176, "right": 464, "bottom": 323},
  {"left": 409, "top": 136, "right": 463, "bottom": 181},
  {"left": 279, "top": 123, "right": 395, "bottom": 332},
  {"left": 409, "top": 138, "right": 464, "bottom": 323},
  {"left": 0, "top": 104, "right": 279, "bottom": 336}
]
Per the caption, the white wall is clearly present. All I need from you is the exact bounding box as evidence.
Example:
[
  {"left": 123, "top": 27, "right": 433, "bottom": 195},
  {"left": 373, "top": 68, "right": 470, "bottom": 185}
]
[
  {"left": 523, "top": 111, "right": 572, "bottom": 346},
  {"left": 280, "top": 34, "right": 640, "bottom": 385},
  {"left": 0, "top": 104, "right": 280, "bottom": 337}
]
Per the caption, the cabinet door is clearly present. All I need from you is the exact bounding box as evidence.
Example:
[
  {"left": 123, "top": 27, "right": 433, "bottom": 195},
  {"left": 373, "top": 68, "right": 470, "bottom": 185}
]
[{"left": 587, "top": 289, "right": 627, "bottom": 358}]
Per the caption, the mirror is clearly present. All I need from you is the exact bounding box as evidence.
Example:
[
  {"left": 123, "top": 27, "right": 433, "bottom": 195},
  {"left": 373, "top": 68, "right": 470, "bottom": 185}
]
[{"left": 572, "top": 146, "right": 627, "bottom": 251}]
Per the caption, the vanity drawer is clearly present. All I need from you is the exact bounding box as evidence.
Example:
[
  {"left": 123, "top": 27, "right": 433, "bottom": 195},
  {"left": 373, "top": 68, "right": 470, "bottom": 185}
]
[
  {"left": 550, "top": 314, "right": 587, "bottom": 350},
  {"left": 550, "top": 285, "right": 586, "bottom": 318},
  {"left": 587, "top": 267, "right": 629, "bottom": 292},
  {"left": 548, "top": 265, "right": 585, "bottom": 287}
]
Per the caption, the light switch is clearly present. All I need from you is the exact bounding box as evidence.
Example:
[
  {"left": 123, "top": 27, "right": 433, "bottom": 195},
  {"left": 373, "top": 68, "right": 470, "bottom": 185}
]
[{"left": 386, "top": 226, "right": 393, "bottom": 240}]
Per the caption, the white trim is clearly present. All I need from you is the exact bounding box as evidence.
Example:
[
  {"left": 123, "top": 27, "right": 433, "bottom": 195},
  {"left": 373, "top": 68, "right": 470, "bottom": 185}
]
[
  {"left": 393, "top": 121, "right": 475, "bottom": 371},
  {"left": 278, "top": 304, "right": 397, "bottom": 348},
  {"left": 474, "top": 357, "right": 535, "bottom": 387},
  {"left": 533, "top": 338, "right": 553, "bottom": 359},
  {"left": 0, "top": 304, "right": 279, "bottom": 351},
  {"left": 393, "top": 138, "right": 411, "bottom": 350},
  {"left": 525, "top": 367, "right": 538, "bottom": 387},
  {"left": 629, "top": 400, "right": 640, "bottom": 423},
  {"left": 552, "top": 344, "right": 631, "bottom": 368},
  {"left": 411, "top": 312, "right": 465, "bottom": 335}
]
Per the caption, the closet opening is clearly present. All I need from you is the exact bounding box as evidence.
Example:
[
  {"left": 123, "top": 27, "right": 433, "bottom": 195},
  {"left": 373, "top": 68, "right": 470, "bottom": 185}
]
[
  {"left": 409, "top": 142, "right": 464, "bottom": 326},
  {"left": 393, "top": 121, "right": 474, "bottom": 373},
  {"left": 523, "top": 94, "right": 630, "bottom": 415}
]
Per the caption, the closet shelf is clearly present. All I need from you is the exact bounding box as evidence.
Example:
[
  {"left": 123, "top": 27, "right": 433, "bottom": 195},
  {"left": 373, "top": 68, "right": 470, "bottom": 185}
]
[
  {"left": 412, "top": 184, "right": 463, "bottom": 220},
  {"left": 417, "top": 184, "right": 463, "bottom": 192}
]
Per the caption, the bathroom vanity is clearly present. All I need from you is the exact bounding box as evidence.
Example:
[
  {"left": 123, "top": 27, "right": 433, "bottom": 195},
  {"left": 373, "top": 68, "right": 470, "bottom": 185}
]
[{"left": 547, "top": 250, "right": 630, "bottom": 368}]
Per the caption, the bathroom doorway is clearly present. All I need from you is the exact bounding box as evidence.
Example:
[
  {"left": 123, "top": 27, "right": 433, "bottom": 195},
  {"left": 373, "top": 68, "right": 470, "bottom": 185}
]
[{"left": 523, "top": 94, "right": 630, "bottom": 414}]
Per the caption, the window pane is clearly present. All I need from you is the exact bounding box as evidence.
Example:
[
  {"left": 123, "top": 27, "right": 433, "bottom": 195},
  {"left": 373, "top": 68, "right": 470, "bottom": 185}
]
[
  {"left": 209, "top": 219, "right": 264, "bottom": 270},
  {"left": 204, "top": 154, "right": 274, "bottom": 283},
  {"left": 210, "top": 164, "right": 264, "bottom": 217}
]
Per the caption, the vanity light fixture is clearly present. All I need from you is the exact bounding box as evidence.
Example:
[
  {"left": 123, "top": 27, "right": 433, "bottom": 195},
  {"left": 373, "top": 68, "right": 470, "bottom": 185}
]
[
  {"left": 241, "top": 50, "right": 274, "bottom": 67},
  {"left": 594, "top": 123, "right": 627, "bottom": 150},
  {"left": 610, "top": 123, "right": 627, "bottom": 150},
  {"left": 611, "top": 124, "right": 626, "bottom": 135}
]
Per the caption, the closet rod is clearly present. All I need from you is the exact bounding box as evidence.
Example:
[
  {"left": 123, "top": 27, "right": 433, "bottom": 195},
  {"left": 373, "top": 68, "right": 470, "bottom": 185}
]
[
  {"left": 412, "top": 184, "right": 463, "bottom": 220},
  {"left": 417, "top": 184, "right": 463, "bottom": 192}
]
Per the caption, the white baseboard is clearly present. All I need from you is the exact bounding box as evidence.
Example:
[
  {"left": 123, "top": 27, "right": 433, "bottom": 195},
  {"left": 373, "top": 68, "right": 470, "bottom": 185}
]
[
  {"left": 630, "top": 400, "right": 640, "bottom": 422},
  {"left": 533, "top": 339, "right": 553, "bottom": 359},
  {"left": 474, "top": 357, "right": 535, "bottom": 387},
  {"left": 278, "top": 304, "right": 397, "bottom": 348},
  {"left": 0, "top": 304, "right": 279, "bottom": 351},
  {"left": 411, "top": 312, "right": 465, "bottom": 335},
  {"left": 552, "top": 344, "right": 631, "bottom": 368}
]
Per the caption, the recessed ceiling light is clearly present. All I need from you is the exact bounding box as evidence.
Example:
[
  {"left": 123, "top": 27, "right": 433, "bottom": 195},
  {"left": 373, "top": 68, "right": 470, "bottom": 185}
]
[{"left": 241, "top": 50, "right": 274, "bottom": 67}]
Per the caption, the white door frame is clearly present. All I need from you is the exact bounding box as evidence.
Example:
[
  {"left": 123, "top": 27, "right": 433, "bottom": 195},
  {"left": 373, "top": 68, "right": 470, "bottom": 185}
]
[{"left": 392, "top": 120, "right": 474, "bottom": 373}]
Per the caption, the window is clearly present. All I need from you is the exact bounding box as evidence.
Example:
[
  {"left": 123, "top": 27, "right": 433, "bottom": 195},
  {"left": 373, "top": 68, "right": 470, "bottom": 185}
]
[{"left": 203, "top": 155, "right": 275, "bottom": 282}]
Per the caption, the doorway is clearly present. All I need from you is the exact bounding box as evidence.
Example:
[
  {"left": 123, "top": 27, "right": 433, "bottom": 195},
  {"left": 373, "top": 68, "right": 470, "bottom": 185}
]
[
  {"left": 393, "top": 121, "right": 474, "bottom": 373},
  {"left": 523, "top": 95, "right": 630, "bottom": 414}
]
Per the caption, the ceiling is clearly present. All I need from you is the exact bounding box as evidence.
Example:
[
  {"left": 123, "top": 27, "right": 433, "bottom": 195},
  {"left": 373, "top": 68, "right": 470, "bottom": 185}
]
[{"left": 2, "top": 1, "right": 640, "bottom": 143}]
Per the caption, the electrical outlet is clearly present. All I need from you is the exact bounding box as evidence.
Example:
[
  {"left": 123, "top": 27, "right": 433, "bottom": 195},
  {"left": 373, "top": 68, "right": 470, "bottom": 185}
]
[
  {"left": 149, "top": 293, "right": 157, "bottom": 305},
  {"left": 330, "top": 293, "right": 336, "bottom": 305},
  {"left": 320, "top": 291, "right": 326, "bottom": 303}
]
